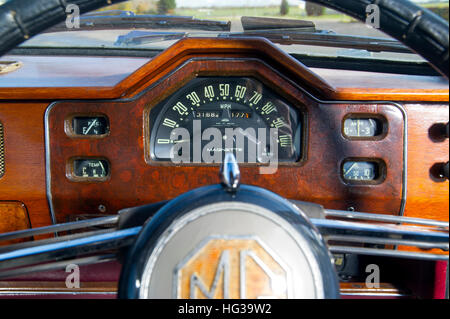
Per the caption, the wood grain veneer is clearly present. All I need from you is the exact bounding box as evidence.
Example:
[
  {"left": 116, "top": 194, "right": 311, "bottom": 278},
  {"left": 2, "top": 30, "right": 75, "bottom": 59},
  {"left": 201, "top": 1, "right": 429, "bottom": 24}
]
[
  {"left": 46, "top": 58, "right": 405, "bottom": 222},
  {"left": 0, "top": 38, "right": 448, "bottom": 102},
  {"left": 0, "top": 201, "right": 30, "bottom": 245},
  {"left": 312, "top": 68, "right": 449, "bottom": 102},
  {"left": 398, "top": 103, "right": 449, "bottom": 255},
  {"left": 0, "top": 55, "right": 150, "bottom": 100},
  {"left": 0, "top": 103, "right": 52, "bottom": 229},
  {"left": 403, "top": 103, "right": 449, "bottom": 222}
]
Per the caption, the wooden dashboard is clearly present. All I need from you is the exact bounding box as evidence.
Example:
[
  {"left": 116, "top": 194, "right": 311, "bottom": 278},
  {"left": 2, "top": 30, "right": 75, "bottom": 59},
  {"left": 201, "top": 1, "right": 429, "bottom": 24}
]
[{"left": 0, "top": 38, "right": 448, "bottom": 238}]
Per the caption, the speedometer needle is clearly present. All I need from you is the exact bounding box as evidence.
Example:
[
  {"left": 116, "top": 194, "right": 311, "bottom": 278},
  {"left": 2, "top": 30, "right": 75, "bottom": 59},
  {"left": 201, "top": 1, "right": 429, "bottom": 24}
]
[
  {"left": 98, "top": 160, "right": 106, "bottom": 176},
  {"left": 344, "top": 163, "right": 357, "bottom": 176},
  {"left": 238, "top": 128, "right": 261, "bottom": 145}
]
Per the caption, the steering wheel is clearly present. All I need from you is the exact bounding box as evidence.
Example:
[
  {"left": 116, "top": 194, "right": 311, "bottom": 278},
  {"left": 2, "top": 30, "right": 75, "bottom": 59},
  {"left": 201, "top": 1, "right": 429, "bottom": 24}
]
[{"left": 0, "top": 0, "right": 448, "bottom": 299}]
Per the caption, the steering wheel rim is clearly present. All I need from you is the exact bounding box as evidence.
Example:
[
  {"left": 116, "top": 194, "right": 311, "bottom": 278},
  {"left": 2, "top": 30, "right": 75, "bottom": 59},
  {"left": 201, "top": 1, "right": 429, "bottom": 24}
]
[
  {"left": 307, "top": 0, "right": 449, "bottom": 79},
  {"left": 0, "top": 0, "right": 448, "bottom": 78}
]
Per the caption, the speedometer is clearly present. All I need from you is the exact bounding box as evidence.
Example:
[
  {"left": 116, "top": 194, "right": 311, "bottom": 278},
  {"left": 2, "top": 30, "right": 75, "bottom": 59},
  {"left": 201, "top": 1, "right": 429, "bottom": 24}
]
[{"left": 149, "top": 77, "right": 303, "bottom": 164}]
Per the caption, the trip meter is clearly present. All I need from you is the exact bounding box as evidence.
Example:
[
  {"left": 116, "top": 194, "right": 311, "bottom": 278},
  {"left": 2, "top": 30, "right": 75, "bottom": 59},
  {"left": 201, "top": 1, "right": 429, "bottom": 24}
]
[{"left": 150, "top": 77, "right": 303, "bottom": 163}]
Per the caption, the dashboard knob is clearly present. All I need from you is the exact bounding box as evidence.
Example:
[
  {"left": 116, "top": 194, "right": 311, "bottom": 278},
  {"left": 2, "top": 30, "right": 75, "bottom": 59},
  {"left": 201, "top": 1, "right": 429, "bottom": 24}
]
[{"left": 220, "top": 153, "right": 241, "bottom": 192}]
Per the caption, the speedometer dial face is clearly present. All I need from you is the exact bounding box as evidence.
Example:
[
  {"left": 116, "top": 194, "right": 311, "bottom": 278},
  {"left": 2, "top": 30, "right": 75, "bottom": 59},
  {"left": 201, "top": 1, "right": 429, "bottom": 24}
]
[{"left": 150, "top": 77, "right": 303, "bottom": 163}]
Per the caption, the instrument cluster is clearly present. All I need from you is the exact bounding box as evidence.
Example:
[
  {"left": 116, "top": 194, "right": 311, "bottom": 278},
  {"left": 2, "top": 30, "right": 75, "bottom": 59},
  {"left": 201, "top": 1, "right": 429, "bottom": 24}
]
[
  {"left": 46, "top": 68, "right": 404, "bottom": 220},
  {"left": 60, "top": 77, "right": 393, "bottom": 185},
  {"left": 149, "top": 77, "right": 303, "bottom": 164}
]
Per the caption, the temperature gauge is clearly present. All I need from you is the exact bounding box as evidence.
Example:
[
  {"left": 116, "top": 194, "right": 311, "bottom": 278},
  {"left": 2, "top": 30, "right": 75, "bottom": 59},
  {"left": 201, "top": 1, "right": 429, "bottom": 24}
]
[
  {"left": 72, "top": 116, "right": 109, "bottom": 136},
  {"left": 72, "top": 159, "right": 109, "bottom": 180}
]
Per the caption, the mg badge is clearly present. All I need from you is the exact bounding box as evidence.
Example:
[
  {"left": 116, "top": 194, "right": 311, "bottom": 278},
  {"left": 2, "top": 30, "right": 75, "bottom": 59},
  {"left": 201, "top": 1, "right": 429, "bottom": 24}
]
[
  {"left": 175, "top": 237, "right": 291, "bottom": 299},
  {"left": 129, "top": 200, "right": 337, "bottom": 299}
]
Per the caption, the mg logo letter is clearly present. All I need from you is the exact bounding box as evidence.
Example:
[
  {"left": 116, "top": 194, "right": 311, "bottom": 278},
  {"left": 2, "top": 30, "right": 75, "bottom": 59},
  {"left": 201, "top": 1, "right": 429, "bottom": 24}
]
[{"left": 175, "top": 237, "right": 291, "bottom": 299}]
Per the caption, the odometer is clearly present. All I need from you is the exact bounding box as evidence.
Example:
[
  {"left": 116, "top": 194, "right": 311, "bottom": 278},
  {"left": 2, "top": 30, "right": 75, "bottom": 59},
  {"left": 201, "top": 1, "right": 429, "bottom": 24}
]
[{"left": 150, "top": 77, "right": 302, "bottom": 163}]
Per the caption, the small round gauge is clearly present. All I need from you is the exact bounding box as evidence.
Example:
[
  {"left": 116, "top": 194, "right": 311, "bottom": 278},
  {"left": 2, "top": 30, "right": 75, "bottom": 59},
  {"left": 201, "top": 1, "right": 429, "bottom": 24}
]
[
  {"left": 72, "top": 116, "right": 109, "bottom": 136},
  {"left": 73, "top": 159, "right": 109, "bottom": 179},
  {"left": 342, "top": 161, "right": 380, "bottom": 182},
  {"left": 343, "top": 118, "right": 382, "bottom": 138}
]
